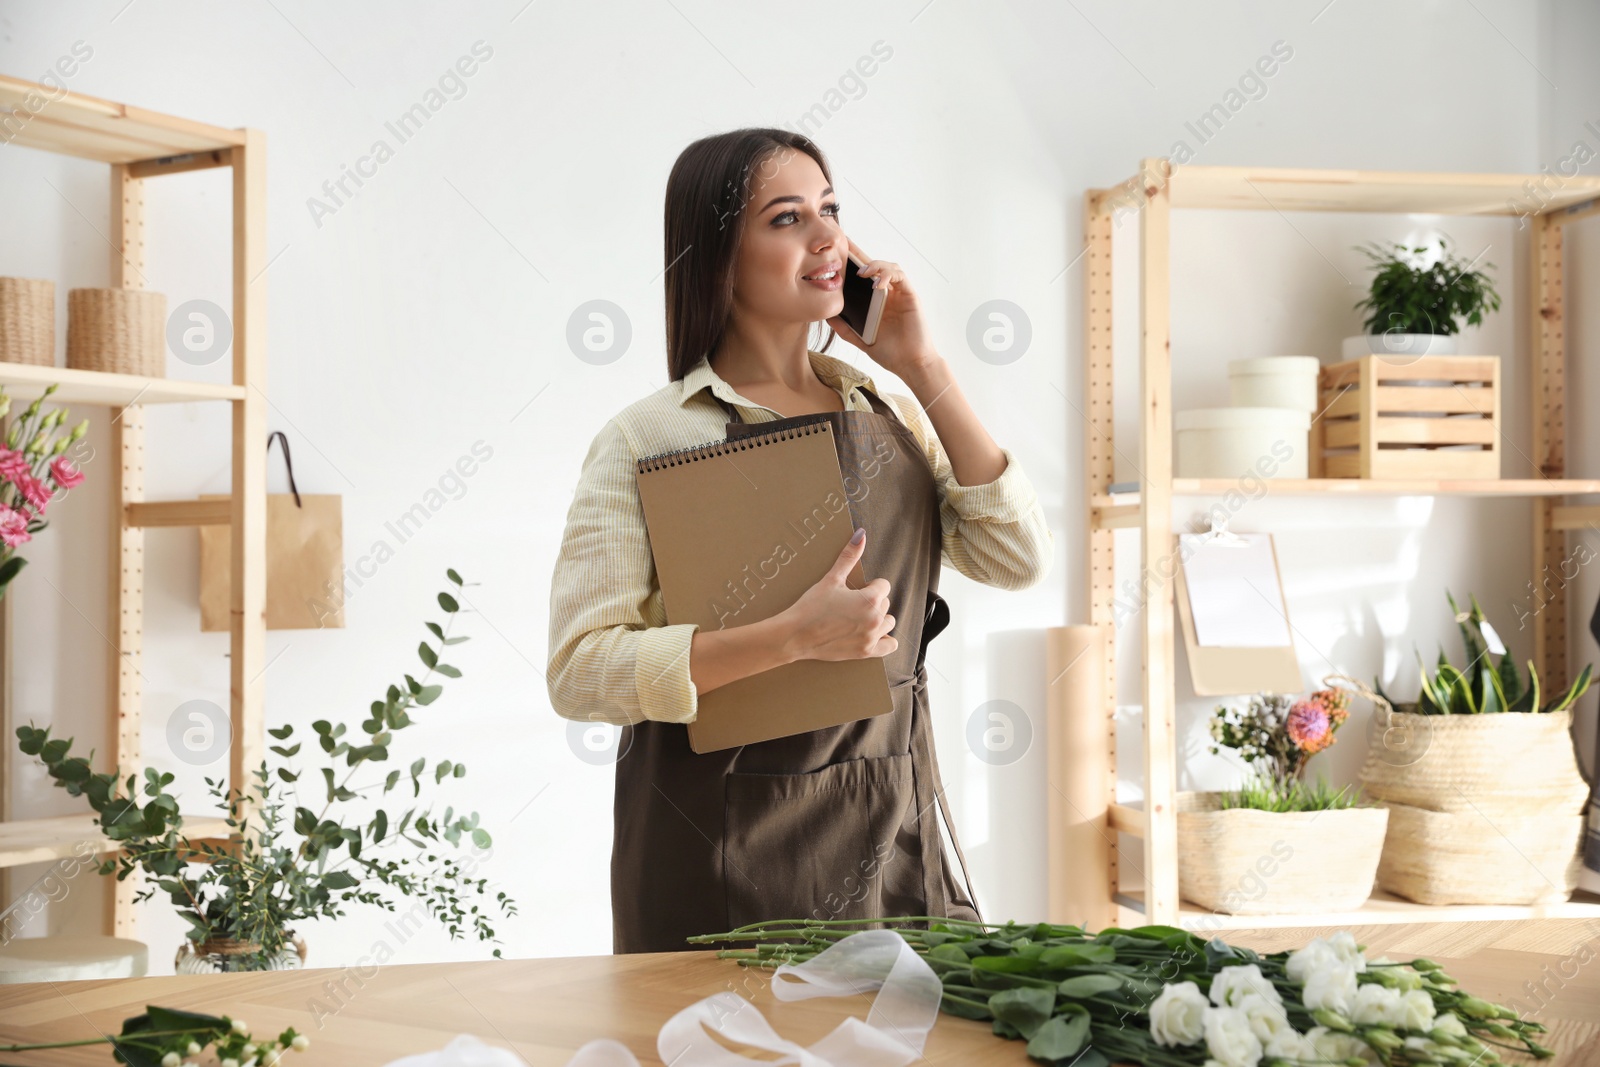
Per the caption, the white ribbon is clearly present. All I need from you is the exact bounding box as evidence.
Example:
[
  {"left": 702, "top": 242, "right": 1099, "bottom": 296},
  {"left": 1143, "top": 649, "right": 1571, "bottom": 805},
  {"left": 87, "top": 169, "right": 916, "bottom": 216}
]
[{"left": 378, "top": 929, "right": 944, "bottom": 1067}]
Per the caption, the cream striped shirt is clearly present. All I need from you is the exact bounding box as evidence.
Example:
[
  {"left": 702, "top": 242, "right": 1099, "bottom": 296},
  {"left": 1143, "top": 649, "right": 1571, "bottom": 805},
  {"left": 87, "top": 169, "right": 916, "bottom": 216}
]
[{"left": 546, "top": 349, "right": 1053, "bottom": 727}]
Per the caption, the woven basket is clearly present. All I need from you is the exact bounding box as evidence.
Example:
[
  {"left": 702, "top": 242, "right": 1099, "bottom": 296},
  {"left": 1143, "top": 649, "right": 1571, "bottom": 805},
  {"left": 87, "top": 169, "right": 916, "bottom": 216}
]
[
  {"left": 0, "top": 277, "right": 55, "bottom": 366},
  {"left": 1376, "top": 801, "right": 1584, "bottom": 905},
  {"left": 1175, "top": 791, "right": 1389, "bottom": 914},
  {"left": 66, "top": 287, "right": 165, "bottom": 377},
  {"left": 1358, "top": 706, "right": 1589, "bottom": 815}
]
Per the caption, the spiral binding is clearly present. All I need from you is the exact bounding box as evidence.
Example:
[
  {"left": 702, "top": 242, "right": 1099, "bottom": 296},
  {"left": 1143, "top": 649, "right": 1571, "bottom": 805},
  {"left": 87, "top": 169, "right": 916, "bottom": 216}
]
[{"left": 636, "top": 419, "right": 832, "bottom": 473}]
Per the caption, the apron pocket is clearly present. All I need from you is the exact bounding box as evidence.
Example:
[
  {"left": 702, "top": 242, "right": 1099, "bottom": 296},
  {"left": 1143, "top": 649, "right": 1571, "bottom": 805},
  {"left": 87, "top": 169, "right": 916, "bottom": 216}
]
[{"left": 723, "top": 750, "right": 920, "bottom": 930}]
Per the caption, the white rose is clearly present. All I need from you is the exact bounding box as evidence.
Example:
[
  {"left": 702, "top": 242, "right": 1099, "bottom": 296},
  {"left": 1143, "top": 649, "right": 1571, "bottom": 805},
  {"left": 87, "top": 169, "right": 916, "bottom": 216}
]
[
  {"left": 1210, "top": 964, "right": 1283, "bottom": 1008},
  {"left": 1326, "top": 931, "right": 1368, "bottom": 973},
  {"left": 1264, "top": 1027, "right": 1315, "bottom": 1061},
  {"left": 1150, "top": 980, "right": 1210, "bottom": 1046},
  {"left": 1401, "top": 988, "right": 1438, "bottom": 1031},
  {"left": 1238, "top": 993, "right": 1293, "bottom": 1044},
  {"left": 1287, "top": 940, "right": 1337, "bottom": 985},
  {"left": 1306, "top": 1026, "right": 1380, "bottom": 1067},
  {"left": 1433, "top": 1011, "right": 1468, "bottom": 1037},
  {"left": 1302, "top": 962, "right": 1359, "bottom": 1015},
  {"left": 1204, "top": 1006, "right": 1265, "bottom": 1067},
  {"left": 1351, "top": 982, "right": 1406, "bottom": 1026}
]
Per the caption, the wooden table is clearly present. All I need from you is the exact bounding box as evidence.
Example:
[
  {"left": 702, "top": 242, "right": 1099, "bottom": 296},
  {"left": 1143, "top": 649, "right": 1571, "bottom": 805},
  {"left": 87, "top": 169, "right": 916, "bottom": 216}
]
[{"left": 2, "top": 924, "right": 1598, "bottom": 1066}]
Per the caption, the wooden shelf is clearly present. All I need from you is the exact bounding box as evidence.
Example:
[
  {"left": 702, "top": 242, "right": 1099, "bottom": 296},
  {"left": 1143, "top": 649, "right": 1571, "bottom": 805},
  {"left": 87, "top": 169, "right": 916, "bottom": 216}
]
[
  {"left": 1113, "top": 888, "right": 1600, "bottom": 930},
  {"left": 0, "top": 74, "right": 244, "bottom": 164},
  {"left": 1105, "top": 163, "right": 1600, "bottom": 216},
  {"left": 1098, "top": 478, "right": 1600, "bottom": 509},
  {"left": 1067, "top": 159, "right": 1600, "bottom": 933},
  {"left": 0, "top": 74, "right": 268, "bottom": 943},
  {"left": 0, "top": 813, "right": 232, "bottom": 869},
  {"left": 0, "top": 363, "right": 243, "bottom": 407}
]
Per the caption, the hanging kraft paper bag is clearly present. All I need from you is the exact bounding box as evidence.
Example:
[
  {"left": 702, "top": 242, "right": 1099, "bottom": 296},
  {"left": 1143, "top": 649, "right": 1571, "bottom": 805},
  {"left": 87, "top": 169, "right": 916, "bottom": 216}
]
[{"left": 199, "top": 431, "right": 345, "bottom": 631}]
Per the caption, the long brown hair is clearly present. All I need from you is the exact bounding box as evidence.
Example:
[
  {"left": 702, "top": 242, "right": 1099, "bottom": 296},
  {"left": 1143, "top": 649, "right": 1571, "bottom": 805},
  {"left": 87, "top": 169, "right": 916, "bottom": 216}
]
[{"left": 663, "top": 128, "right": 838, "bottom": 382}]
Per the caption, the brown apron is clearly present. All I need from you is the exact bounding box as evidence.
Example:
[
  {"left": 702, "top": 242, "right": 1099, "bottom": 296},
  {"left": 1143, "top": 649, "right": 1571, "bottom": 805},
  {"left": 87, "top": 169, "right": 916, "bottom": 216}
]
[{"left": 610, "top": 384, "right": 983, "bottom": 954}]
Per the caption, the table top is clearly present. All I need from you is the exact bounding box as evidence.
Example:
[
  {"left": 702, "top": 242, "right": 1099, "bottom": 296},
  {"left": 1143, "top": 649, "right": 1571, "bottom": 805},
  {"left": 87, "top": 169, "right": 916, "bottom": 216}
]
[{"left": 2, "top": 929, "right": 1597, "bottom": 1066}]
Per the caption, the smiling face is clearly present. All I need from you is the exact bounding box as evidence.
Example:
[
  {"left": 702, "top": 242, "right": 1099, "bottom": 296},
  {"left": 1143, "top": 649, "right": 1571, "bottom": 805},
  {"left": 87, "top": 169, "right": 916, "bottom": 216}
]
[{"left": 728, "top": 148, "right": 847, "bottom": 329}]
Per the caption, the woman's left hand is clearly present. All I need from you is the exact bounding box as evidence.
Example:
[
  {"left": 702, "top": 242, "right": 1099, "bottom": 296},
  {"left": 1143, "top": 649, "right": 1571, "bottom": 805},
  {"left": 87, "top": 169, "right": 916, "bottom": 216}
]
[{"left": 827, "top": 237, "right": 940, "bottom": 381}]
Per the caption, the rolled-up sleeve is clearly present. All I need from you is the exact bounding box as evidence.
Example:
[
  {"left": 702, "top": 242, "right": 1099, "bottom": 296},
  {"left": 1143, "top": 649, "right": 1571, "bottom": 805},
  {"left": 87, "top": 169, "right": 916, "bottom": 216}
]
[
  {"left": 889, "top": 393, "right": 1053, "bottom": 591},
  {"left": 546, "top": 418, "right": 700, "bottom": 726}
]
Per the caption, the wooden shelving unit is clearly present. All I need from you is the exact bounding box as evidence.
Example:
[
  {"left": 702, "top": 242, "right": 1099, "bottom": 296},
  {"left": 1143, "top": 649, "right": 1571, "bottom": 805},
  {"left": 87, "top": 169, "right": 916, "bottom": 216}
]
[
  {"left": 0, "top": 74, "right": 268, "bottom": 939},
  {"left": 1072, "top": 160, "right": 1600, "bottom": 930}
]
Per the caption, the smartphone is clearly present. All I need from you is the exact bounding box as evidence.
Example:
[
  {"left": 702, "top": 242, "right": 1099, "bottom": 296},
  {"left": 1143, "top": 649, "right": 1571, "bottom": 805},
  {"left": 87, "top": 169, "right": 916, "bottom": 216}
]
[{"left": 838, "top": 250, "right": 886, "bottom": 346}]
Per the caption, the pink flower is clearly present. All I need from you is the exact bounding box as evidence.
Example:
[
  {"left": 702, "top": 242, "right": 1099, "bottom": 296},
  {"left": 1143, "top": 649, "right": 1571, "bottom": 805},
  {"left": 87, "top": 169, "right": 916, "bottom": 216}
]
[
  {"left": 1286, "top": 699, "right": 1333, "bottom": 754},
  {"left": 0, "top": 504, "right": 31, "bottom": 548},
  {"left": 14, "top": 473, "right": 51, "bottom": 515},
  {"left": 0, "top": 448, "right": 27, "bottom": 480},
  {"left": 49, "top": 456, "right": 85, "bottom": 489}
]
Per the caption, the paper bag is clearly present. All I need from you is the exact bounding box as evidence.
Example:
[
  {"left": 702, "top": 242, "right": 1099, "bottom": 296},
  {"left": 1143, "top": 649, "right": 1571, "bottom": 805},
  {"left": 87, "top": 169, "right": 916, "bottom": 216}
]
[{"left": 199, "top": 431, "right": 344, "bottom": 631}]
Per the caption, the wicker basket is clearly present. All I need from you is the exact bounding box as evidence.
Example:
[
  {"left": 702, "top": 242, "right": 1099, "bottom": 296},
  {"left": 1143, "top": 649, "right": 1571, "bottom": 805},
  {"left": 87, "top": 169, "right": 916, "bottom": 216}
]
[
  {"left": 1358, "top": 706, "right": 1590, "bottom": 815},
  {"left": 1376, "top": 802, "right": 1584, "bottom": 905},
  {"left": 66, "top": 287, "right": 165, "bottom": 377},
  {"left": 1175, "top": 791, "right": 1389, "bottom": 914},
  {"left": 0, "top": 277, "right": 55, "bottom": 367}
]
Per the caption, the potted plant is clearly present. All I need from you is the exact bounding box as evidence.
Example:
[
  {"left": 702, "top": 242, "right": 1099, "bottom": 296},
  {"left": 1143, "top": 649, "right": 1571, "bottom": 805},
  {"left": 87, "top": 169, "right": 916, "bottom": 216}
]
[
  {"left": 0, "top": 382, "right": 90, "bottom": 598},
  {"left": 1343, "top": 235, "right": 1502, "bottom": 359},
  {"left": 1181, "top": 684, "right": 1389, "bottom": 915},
  {"left": 1362, "top": 592, "right": 1593, "bottom": 905},
  {"left": 17, "top": 569, "right": 518, "bottom": 972}
]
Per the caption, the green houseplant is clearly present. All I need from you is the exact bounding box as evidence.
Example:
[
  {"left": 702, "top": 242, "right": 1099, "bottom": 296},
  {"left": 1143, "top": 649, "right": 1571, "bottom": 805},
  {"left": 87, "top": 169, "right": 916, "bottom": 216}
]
[
  {"left": 1360, "top": 591, "right": 1593, "bottom": 905},
  {"left": 1344, "top": 235, "right": 1502, "bottom": 359},
  {"left": 17, "top": 569, "right": 517, "bottom": 972},
  {"left": 1177, "top": 683, "right": 1388, "bottom": 915}
]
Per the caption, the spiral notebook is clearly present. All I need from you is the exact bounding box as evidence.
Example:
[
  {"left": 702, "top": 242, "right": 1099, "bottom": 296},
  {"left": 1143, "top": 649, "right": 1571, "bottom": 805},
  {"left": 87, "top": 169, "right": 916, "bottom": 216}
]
[{"left": 635, "top": 420, "right": 893, "bottom": 753}]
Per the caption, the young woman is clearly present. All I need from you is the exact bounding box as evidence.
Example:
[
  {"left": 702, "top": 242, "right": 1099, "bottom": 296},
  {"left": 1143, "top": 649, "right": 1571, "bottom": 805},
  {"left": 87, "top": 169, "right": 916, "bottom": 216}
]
[{"left": 547, "top": 128, "right": 1053, "bottom": 954}]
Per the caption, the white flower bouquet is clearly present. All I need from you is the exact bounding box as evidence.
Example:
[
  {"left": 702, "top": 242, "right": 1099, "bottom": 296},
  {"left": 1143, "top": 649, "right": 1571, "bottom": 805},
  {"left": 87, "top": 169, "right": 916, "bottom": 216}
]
[{"left": 691, "top": 918, "right": 1552, "bottom": 1066}]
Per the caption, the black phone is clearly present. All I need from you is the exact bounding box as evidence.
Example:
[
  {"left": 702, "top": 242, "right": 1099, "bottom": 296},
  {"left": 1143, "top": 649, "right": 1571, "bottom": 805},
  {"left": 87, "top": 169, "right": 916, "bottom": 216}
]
[{"left": 838, "top": 251, "right": 886, "bottom": 345}]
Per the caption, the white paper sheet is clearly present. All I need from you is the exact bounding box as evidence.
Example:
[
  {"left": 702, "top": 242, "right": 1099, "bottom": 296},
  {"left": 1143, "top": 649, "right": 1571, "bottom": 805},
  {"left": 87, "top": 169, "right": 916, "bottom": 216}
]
[{"left": 1179, "top": 532, "right": 1293, "bottom": 648}]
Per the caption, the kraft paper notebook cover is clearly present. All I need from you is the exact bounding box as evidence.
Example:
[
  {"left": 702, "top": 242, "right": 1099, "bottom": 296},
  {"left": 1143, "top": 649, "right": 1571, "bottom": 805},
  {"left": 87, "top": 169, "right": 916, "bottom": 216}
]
[{"left": 634, "top": 420, "right": 893, "bottom": 753}]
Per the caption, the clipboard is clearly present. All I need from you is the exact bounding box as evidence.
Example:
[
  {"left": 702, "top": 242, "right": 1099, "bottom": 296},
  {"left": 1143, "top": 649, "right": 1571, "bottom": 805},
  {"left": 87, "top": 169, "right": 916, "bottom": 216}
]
[{"left": 1174, "top": 525, "right": 1302, "bottom": 696}]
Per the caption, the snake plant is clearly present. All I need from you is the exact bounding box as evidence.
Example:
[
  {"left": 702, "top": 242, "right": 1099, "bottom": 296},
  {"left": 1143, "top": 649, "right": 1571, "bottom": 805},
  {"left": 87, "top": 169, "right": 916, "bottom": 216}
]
[{"left": 1375, "top": 591, "right": 1593, "bottom": 715}]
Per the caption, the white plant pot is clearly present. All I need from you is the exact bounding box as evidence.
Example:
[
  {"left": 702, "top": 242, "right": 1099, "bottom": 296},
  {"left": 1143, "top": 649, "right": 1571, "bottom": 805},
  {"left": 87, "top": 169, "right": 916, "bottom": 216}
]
[
  {"left": 1341, "top": 333, "right": 1457, "bottom": 360},
  {"left": 1228, "top": 356, "right": 1322, "bottom": 413},
  {"left": 1174, "top": 407, "right": 1310, "bottom": 479}
]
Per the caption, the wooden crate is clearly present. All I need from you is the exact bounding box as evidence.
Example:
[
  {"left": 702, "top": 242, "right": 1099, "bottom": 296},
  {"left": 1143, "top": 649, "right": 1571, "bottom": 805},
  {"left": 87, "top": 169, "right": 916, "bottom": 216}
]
[{"left": 1312, "top": 355, "right": 1500, "bottom": 479}]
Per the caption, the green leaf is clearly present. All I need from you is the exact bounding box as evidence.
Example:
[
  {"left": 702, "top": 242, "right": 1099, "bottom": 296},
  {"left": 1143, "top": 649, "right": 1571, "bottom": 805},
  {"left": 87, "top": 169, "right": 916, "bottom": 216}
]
[
  {"left": 426, "top": 621, "right": 445, "bottom": 640},
  {"left": 416, "top": 685, "right": 443, "bottom": 706},
  {"left": 439, "top": 592, "right": 460, "bottom": 613},
  {"left": 373, "top": 809, "right": 388, "bottom": 842},
  {"left": 1479, "top": 662, "right": 1505, "bottom": 714},
  {"left": 1025, "top": 1008, "right": 1090, "bottom": 1061},
  {"left": 419, "top": 642, "right": 438, "bottom": 669},
  {"left": 971, "top": 955, "right": 1041, "bottom": 974},
  {"left": 270, "top": 743, "right": 301, "bottom": 758},
  {"left": 1497, "top": 651, "right": 1524, "bottom": 707},
  {"left": 1039, "top": 943, "right": 1116, "bottom": 968},
  {"left": 436, "top": 761, "right": 453, "bottom": 783},
  {"left": 470, "top": 827, "right": 491, "bottom": 848},
  {"left": 447, "top": 568, "right": 463, "bottom": 585},
  {"left": 324, "top": 870, "right": 359, "bottom": 890},
  {"left": 1542, "top": 662, "right": 1593, "bottom": 713},
  {"left": 988, "top": 987, "right": 1054, "bottom": 1040},
  {"left": 1056, "top": 974, "right": 1124, "bottom": 998},
  {"left": 434, "top": 664, "right": 462, "bottom": 679},
  {"left": 268, "top": 724, "right": 294, "bottom": 740}
]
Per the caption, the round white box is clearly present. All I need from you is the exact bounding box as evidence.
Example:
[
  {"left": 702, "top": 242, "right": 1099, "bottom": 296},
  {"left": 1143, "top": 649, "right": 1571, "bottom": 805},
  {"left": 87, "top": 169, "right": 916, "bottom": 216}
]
[
  {"left": 1175, "top": 407, "right": 1310, "bottom": 479},
  {"left": 1228, "top": 356, "right": 1321, "bottom": 413}
]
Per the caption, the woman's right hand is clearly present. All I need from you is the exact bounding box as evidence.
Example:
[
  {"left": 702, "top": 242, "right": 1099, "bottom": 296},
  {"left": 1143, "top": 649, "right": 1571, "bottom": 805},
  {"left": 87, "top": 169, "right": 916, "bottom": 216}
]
[{"left": 779, "top": 528, "right": 898, "bottom": 663}]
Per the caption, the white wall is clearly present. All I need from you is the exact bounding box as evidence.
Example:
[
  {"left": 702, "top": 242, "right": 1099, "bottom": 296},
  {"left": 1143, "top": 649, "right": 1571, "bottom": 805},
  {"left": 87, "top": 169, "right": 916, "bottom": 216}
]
[{"left": 0, "top": 0, "right": 1595, "bottom": 970}]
